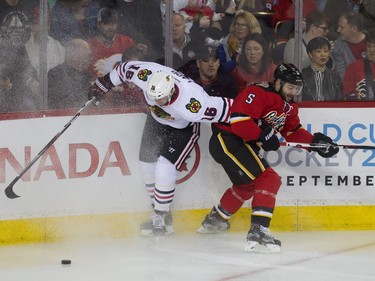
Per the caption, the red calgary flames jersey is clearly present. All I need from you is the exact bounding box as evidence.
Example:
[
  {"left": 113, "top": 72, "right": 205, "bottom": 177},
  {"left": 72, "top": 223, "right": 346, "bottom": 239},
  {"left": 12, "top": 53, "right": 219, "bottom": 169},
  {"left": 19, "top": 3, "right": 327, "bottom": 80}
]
[{"left": 223, "top": 82, "right": 314, "bottom": 144}]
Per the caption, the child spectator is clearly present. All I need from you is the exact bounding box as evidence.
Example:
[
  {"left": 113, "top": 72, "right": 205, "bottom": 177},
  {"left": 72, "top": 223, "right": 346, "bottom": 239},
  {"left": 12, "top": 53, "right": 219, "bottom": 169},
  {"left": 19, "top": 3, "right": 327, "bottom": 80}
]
[
  {"left": 302, "top": 37, "right": 342, "bottom": 101},
  {"left": 179, "top": 0, "right": 224, "bottom": 31},
  {"left": 231, "top": 33, "right": 276, "bottom": 93},
  {"left": 179, "top": 0, "right": 224, "bottom": 46},
  {"left": 343, "top": 28, "right": 375, "bottom": 100}
]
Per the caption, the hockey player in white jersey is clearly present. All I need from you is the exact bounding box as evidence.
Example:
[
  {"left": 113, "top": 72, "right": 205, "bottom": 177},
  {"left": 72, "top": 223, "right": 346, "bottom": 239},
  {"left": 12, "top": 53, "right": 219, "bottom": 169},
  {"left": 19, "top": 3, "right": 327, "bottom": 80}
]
[{"left": 89, "top": 61, "right": 232, "bottom": 236}]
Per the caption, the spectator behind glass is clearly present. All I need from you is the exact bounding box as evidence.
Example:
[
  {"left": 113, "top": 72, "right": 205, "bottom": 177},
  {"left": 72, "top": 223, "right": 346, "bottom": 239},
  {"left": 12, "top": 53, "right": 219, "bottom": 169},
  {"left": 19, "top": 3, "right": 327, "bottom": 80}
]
[
  {"left": 271, "top": 0, "right": 317, "bottom": 28},
  {"left": 302, "top": 37, "right": 342, "bottom": 101},
  {"left": 183, "top": 44, "right": 238, "bottom": 99},
  {"left": 218, "top": 10, "right": 262, "bottom": 73},
  {"left": 0, "top": 1, "right": 32, "bottom": 51},
  {"left": 88, "top": 8, "right": 144, "bottom": 78},
  {"left": 13, "top": 6, "right": 66, "bottom": 111},
  {"left": 343, "top": 28, "right": 375, "bottom": 101},
  {"left": 50, "top": 0, "right": 100, "bottom": 43},
  {"left": 179, "top": 0, "right": 224, "bottom": 32},
  {"left": 232, "top": 33, "right": 276, "bottom": 93},
  {"left": 283, "top": 11, "right": 332, "bottom": 70},
  {"left": 180, "top": 0, "right": 224, "bottom": 46},
  {"left": 0, "top": 2, "right": 35, "bottom": 112},
  {"left": 159, "top": 13, "right": 197, "bottom": 70},
  {"left": 215, "top": 1, "right": 274, "bottom": 41},
  {"left": 0, "top": 0, "right": 38, "bottom": 23},
  {"left": 114, "top": 0, "right": 164, "bottom": 62},
  {"left": 24, "top": 7, "right": 65, "bottom": 75},
  {"left": 99, "top": 45, "right": 147, "bottom": 108},
  {"left": 48, "top": 39, "right": 93, "bottom": 109},
  {"left": 331, "top": 11, "right": 367, "bottom": 80},
  {"left": 0, "top": 51, "right": 16, "bottom": 113},
  {"left": 324, "top": 0, "right": 375, "bottom": 40}
]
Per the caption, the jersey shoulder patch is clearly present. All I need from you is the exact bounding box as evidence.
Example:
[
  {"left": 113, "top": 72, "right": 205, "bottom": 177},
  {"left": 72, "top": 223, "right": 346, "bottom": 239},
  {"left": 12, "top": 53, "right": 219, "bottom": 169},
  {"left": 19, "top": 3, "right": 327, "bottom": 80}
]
[
  {"left": 137, "top": 69, "right": 152, "bottom": 81},
  {"left": 185, "top": 98, "right": 202, "bottom": 113}
]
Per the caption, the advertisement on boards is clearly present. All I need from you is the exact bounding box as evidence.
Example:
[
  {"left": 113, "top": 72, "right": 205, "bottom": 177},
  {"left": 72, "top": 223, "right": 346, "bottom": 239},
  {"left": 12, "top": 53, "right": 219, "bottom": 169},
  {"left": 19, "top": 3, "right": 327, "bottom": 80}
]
[{"left": 0, "top": 107, "right": 375, "bottom": 219}]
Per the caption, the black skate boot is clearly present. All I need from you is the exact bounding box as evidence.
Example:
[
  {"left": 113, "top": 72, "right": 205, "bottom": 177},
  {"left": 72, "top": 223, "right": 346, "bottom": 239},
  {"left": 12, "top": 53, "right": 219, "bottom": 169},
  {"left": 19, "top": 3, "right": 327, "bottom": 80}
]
[
  {"left": 244, "top": 224, "right": 281, "bottom": 253},
  {"left": 196, "top": 206, "right": 230, "bottom": 234},
  {"left": 141, "top": 210, "right": 174, "bottom": 237}
]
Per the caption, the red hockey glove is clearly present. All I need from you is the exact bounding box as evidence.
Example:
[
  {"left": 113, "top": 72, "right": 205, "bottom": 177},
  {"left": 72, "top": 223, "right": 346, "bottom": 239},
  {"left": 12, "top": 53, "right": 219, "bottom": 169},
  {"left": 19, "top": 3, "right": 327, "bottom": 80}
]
[{"left": 311, "top": 132, "right": 339, "bottom": 158}]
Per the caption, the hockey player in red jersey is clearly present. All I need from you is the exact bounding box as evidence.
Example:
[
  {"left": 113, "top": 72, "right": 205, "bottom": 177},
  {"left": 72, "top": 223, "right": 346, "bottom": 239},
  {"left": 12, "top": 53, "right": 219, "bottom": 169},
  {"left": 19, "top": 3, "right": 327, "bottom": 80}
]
[
  {"left": 88, "top": 60, "right": 232, "bottom": 237},
  {"left": 197, "top": 63, "right": 339, "bottom": 253}
]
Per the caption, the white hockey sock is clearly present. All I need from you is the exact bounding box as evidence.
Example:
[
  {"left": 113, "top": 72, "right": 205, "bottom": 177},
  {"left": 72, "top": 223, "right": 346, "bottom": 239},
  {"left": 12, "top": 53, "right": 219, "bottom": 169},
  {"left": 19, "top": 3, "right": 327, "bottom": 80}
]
[
  {"left": 154, "top": 156, "right": 177, "bottom": 212},
  {"left": 140, "top": 161, "right": 157, "bottom": 202}
]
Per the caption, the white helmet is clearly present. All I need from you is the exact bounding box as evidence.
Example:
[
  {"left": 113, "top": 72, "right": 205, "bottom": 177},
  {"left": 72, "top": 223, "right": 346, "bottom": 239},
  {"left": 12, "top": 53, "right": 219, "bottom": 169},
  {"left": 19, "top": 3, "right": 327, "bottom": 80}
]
[{"left": 147, "top": 71, "right": 175, "bottom": 101}]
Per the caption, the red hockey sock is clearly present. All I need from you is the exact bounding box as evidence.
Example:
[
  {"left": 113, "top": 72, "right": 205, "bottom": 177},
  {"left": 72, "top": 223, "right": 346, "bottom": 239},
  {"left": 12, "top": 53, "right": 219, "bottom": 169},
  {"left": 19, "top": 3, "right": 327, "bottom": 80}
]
[{"left": 220, "top": 184, "right": 255, "bottom": 215}]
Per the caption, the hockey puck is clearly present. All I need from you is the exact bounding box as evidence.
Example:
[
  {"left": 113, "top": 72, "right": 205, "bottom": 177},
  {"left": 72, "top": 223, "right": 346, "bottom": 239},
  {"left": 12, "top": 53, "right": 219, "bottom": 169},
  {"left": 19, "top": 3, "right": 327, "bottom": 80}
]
[{"left": 61, "top": 259, "right": 71, "bottom": 265}]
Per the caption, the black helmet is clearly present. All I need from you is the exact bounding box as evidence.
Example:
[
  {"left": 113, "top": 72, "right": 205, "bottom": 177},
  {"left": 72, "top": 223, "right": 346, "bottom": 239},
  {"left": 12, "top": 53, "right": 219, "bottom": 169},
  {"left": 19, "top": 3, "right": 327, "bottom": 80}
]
[{"left": 274, "top": 63, "right": 304, "bottom": 86}]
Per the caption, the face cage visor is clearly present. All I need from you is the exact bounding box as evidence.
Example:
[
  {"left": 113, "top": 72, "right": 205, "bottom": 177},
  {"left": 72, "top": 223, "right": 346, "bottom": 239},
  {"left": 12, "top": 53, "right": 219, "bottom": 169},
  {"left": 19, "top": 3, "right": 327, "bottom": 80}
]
[{"left": 280, "top": 81, "right": 304, "bottom": 101}]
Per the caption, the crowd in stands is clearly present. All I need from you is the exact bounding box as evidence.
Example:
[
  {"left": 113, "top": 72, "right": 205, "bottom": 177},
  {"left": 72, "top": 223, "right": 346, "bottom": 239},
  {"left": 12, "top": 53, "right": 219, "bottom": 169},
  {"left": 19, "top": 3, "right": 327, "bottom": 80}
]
[{"left": 1, "top": 0, "right": 375, "bottom": 113}]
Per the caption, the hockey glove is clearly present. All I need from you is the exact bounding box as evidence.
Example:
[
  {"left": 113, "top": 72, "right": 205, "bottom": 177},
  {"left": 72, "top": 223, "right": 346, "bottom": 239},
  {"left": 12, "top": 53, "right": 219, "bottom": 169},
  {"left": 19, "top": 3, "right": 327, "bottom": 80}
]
[
  {"left": 311, "top": 132, "right": 339, "bottom": 158},
  {"left": 88, "top": 73, "right": 114, "bottom": 102},
  {"left": 258, "top": 122, "right": 280, "bottom": 151}
]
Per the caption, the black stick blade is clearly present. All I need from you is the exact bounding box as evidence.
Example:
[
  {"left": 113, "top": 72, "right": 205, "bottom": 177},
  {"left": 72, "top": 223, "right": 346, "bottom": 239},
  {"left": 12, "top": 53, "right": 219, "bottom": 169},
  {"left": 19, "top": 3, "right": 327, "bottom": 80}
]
[{"left": 4, "top": 179, "right": 21, "bottom": 199}]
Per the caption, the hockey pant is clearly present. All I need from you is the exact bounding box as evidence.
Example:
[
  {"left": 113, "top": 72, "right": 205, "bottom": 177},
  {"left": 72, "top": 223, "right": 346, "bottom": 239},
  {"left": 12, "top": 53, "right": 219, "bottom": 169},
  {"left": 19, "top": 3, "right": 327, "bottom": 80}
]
[
  {"left": 139, "top": 114, "right": 200, "bottom": 212},
  {"left": 209, "top": 129, "right": 281, "bottom": 227}
]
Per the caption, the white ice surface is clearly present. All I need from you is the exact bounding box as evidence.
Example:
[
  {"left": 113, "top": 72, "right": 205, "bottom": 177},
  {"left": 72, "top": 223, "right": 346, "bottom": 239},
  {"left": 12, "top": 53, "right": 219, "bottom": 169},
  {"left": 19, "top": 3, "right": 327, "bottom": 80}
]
[{"left": 0, "top": 231, "right": 374, "bottom": 281}]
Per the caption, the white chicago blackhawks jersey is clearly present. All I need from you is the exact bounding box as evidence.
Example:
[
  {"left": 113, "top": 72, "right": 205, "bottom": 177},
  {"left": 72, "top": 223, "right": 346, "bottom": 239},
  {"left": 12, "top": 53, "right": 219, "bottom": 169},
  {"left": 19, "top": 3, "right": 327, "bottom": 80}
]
[{"left": 108, "top": 61, "right": 232, "bottom": 129}]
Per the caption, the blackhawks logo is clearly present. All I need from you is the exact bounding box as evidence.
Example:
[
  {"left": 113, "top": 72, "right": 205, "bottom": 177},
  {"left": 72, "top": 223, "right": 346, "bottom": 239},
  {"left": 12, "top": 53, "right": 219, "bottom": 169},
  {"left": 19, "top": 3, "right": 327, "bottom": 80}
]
[
  {"left": 185, "top": 98, "right": 201, "bottom": 113},
  {"left": 149, "top": 105, "right": 174, "bottom": 120},
  {"left": 137, "top": 69, "right": 152, "bottom": 81}
]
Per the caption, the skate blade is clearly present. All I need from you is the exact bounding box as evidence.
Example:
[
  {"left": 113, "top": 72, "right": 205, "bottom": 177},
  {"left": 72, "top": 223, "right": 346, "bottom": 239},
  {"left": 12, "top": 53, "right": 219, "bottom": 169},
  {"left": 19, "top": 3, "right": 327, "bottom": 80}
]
[
  {"left": 243, "top": 241, "right": 281, "bottom": 253},
  {"left": 140, "top": 227, "right": 174, "bottom": 237},
  {"left": 166, "top": 225, "right": 175, "bottom": 235},
  {"left": 196, "top": 225, "right": 227, "bottom": 234}
]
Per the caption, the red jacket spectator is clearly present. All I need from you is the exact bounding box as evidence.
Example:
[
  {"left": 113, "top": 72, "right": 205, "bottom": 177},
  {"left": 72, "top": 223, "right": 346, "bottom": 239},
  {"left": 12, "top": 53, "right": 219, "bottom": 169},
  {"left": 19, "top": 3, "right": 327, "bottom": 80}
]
[{"left": 272, "top": 0, "right": 317, "bottom": 27}]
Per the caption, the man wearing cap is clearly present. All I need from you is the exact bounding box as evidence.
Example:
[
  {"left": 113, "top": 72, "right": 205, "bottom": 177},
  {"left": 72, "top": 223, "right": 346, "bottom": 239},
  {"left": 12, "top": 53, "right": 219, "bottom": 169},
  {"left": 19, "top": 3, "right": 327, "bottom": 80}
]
[
  {"left": 193, "top": 45, "right": 238, "bottom": 99},
  {"left": 88, "top": 8, "right": 147, "bottom": 78}
]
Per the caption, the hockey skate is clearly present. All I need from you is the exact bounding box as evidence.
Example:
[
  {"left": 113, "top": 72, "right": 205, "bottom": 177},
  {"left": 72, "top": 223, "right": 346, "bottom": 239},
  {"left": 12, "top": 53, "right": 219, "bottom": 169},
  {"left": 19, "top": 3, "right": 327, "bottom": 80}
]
[
  {"left": 140, "top": 210, "right": 174, "bottom": 237},
  {"left": 244, "top": 224, "right": 281, "bottom": 253},
  {"left": 196, "top": 207, "right": 230, "bottom": 234}
]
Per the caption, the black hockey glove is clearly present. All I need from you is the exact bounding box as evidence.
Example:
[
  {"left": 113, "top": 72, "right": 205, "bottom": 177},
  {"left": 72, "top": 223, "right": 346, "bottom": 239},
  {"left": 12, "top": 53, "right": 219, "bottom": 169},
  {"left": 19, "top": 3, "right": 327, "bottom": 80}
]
[
  {"left": 88, "top": 73, "right": 114, "bottom": 102},
  {"left": 258, "top": 122, "right": 280, "bottom": 151},
  {"left": 310, "top": 132, "right": 339, "bottom": 158}
]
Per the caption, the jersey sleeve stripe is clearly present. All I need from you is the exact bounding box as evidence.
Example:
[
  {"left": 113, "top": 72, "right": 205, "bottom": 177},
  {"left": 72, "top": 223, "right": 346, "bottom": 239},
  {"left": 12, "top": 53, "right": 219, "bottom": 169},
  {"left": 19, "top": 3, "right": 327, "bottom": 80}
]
[
  {"left": 230, "top": 116, "right": 251, "bottom": 124},
  {"left": 116, "top": 64, "right": 126, "bottom": 83},
  {"left": 220, "top": 97, "right": 232, "bottom": 123}
]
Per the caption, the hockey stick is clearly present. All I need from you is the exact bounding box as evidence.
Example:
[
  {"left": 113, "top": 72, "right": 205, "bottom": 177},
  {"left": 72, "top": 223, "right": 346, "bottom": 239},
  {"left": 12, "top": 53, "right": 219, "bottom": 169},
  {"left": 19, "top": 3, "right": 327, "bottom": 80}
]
[
  {"left": 280, "top": 141, "right": 375, "bottom": 150},
  {"left": 4, "top": 97, "right": 96, "bottom": 199}
]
